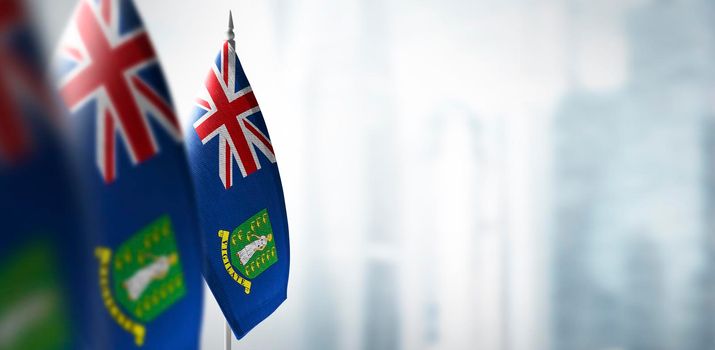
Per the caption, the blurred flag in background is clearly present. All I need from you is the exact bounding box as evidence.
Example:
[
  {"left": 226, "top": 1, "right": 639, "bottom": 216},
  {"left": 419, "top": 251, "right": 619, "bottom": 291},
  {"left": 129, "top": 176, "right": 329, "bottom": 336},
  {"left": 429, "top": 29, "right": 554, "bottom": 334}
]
[
  {"left": 0, "top": 0, "right": 88, "bottom": 348},
  {"left": 184, "top": 14, "right": 290, "bottom": 340},
  {"left": 53, "top": 0, "right": 203, "bottom": 347}
]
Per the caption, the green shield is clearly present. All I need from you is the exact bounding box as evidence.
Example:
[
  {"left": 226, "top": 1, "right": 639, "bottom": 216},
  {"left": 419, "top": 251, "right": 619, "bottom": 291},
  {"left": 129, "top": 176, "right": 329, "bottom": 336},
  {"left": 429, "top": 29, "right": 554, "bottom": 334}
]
[
  {"left": 111, "top": 215, "right": 186, "bottom": 323},
  {"left": 0, "top": 239, "right": 71, "bottom": 350},
  {"left": 229, "top": 209, "right": 278, "bottom": 279}
]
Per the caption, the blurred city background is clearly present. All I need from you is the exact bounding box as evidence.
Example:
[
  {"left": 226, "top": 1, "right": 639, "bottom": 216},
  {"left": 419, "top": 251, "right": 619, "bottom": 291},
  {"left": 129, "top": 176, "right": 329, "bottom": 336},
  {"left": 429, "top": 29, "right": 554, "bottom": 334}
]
[{"left": 17, "top": 0, "right": 715, "bottom": 349}]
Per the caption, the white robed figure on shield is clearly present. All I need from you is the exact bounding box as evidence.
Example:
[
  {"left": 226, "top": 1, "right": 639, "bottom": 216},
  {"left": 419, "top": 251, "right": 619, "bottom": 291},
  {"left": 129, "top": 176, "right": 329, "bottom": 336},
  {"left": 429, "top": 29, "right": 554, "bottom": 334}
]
[
  {"left": 237, "top": 234, "right": 273, "bottom": 266},
  {"left": 123, "top": 253, "right": 178, "bottom": 301}
]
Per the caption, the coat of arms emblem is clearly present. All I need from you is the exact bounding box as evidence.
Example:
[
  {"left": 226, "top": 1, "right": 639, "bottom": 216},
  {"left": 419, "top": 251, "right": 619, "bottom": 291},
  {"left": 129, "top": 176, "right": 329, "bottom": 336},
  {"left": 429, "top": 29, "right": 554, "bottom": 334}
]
[
  {"left": 218, "top": 209, "right": 278, "bottom": 294},
  {"left": 0, "top": 241, "right": 71, "bottom": 349},
  {"left": 94, "top": 215, "right": 186, "bottom": 346}
]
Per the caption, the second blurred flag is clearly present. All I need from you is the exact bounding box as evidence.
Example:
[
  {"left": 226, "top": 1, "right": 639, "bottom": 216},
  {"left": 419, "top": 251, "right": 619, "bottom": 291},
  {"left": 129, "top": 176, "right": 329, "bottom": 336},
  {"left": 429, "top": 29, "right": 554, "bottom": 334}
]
[{"left": 54, "top": 0, "right": 203, "bottom": 348}]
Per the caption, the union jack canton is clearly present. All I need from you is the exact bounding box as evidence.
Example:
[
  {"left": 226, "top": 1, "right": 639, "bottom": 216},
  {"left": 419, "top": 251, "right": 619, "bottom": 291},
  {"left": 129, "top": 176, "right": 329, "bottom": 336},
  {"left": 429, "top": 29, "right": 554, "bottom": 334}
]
[
  {"left": 56, "top": 0, "right": 181, "bottom": 183},
  {"left": 193, "top": 41, "right": 276, "bottom": 189},
  {"left": 0, "top": 0, "right": 55, "bottom": 165}
]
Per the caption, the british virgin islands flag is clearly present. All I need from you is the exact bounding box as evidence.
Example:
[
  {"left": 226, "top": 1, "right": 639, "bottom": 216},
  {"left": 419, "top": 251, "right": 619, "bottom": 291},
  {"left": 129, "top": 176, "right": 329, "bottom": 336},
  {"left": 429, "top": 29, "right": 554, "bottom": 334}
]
[
  {"left": 184, "top": 14, "right": 290, "bottom": 340},
  {"left": 0, "top": 0, "right": 88, "bottom": 348},
  {"left": 54, "top": 0, "right": 203, "bottom": 348}
]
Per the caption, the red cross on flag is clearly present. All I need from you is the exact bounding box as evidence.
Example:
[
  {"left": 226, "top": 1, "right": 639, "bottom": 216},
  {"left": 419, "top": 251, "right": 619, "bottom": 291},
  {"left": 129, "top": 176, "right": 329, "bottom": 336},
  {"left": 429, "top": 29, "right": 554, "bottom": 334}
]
[
  {"left": 193, "top": 41, "right": 276, "bottom": 189},
  {"left": 56, "top": 0, "right": 180, "bottom": 183},
  {"left": 0, "top": 0, "right": 55, "bottom": 164}
]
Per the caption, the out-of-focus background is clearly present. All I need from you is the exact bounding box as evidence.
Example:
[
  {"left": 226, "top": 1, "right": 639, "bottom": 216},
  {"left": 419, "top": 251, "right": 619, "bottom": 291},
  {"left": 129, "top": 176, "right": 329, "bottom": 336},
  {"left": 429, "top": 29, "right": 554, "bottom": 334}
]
[{"left": 24, "top": 0, "right": 715, "bottom": 349}]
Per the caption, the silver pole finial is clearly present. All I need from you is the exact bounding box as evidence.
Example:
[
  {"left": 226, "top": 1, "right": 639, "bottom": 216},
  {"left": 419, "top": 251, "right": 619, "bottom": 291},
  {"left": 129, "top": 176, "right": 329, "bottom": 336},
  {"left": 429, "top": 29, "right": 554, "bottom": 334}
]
[{"left": 227, "top": 11, "right": 235, "bottom": 49}]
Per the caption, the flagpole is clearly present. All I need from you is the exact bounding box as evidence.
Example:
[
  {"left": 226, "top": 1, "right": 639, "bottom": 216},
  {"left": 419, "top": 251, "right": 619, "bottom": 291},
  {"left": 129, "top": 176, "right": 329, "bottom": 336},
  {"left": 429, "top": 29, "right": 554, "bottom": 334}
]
[
  {"left": 223, "top": 11, "right": 236, "bottom": 350},
  {"left": 224, "top": 321, "right": 232, "bottom": 350}
]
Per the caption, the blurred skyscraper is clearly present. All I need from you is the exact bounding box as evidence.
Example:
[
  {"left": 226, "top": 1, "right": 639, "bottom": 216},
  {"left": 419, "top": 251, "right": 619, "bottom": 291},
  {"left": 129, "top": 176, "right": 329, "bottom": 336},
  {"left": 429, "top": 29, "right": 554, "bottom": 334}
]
[
  {"left": 359, "top": 0, "right": 401, "bottom": 349},
  {"left": 551, "top": 1, "right": 715, "bottom": 349}
]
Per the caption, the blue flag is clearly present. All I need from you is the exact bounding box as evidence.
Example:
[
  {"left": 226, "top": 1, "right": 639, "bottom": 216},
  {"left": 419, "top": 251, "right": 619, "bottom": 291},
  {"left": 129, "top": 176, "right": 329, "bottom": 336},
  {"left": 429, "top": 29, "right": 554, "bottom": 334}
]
[
  {"left": 54, "top": 0, "right": 203, "bottom": 348},
  {"left": 0, "top": 0, "right": 88, "bottom": 348},
  {"left": 184, "top": 30, "right": 290, "bottom": 339}
]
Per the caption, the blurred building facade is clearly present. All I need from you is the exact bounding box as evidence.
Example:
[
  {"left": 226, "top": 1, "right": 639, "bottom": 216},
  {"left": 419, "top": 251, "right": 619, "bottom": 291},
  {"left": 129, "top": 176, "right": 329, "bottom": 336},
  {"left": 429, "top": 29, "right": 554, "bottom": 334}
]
[{"left": 551, "top": 1, "right": 715, "bottom": 349}]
